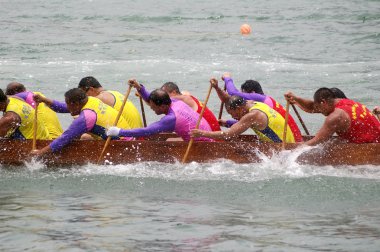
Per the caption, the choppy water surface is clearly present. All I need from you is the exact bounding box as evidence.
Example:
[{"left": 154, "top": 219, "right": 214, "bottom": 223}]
[
  {"left": 1, "top": 159, "right": 380, "bottom": 251},
  {"left": 1, "top": 0, "right": 380, "bottom": 250}
]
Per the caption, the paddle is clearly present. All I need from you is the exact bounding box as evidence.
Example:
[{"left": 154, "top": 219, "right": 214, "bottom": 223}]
[
  {"left": 32, "top": 102, "right": 39, "bottom": 150},
  {"left": 282, "top": 100, "right": 290, "bottom": 150},
  {"left": 291, "top": 104, "right": 310, "bottom": 136},
  {"left": 139, "top": 96, "right": 147, "bottom": 127},
  {"left": 182, "top": 81, "right": 213, "bottom": 163},
  {"left": 97, "top": 85, "right": 133, "bottom": 164},
  {"left": 217, "top": 84, "right": 227, "bottom": 120}
]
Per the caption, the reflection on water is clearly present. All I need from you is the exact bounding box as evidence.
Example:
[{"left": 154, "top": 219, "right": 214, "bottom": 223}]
[{"left": 1, "top": 169, "right": 380, "bottom": 251}]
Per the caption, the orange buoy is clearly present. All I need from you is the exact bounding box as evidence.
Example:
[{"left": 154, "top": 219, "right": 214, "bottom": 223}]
[{"left": 240, "top": 24, "right": 251, "bottom": 35}]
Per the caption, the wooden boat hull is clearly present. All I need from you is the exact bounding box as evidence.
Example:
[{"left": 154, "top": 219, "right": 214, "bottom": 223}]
[{"left": 1, "top": 137, "right": 379, "bottom": 167}]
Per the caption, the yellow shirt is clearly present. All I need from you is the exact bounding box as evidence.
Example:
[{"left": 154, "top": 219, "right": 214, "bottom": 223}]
[
  {"left": 81, "top": 97, "right": 131, "bottom": 139},
  {"left": 108, "top": 90, "right": 143, "bottom": 129},
  {"left": 5, "top": 97, "right": 51, "bottom": 140},
  {"left": 249, "top": 102, "right": 295, "bottom": 143},
  {"left": 34, "top": 92, "right": 63, "bottom": 139}
]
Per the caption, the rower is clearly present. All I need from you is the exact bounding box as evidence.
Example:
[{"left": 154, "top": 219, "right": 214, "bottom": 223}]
[
  {"left": 285, "top": 87, "right": 347, "bottom": 113},
  {"left": 285, "top": 88, "right": 380, "bottom": 145},
  {"left": 0, "top": 88, "right": 50, "bottom": 140},
  {"left": 5, "top": 82, "right": 63, "bottom": 139},
  {"left": 78, "top": 76, "right": 143, "bottom": 129},
  {"left": 160, "top": 82, "right": 221, "bottom": 131},
  {"left": 106, "top": 80, "right": 213, "bottom": 141},
  {"left": 190, "top": 86, "right": 297, "bottom": 143},
  {"left": 30, "top": 88, "right": 131, "bottom": 156},
  {"left": 212, "top": 73, "right": 303, "bottom": 142}
]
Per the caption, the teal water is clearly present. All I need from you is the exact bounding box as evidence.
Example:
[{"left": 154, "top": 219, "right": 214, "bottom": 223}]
[{"left": 1, "top": 0, "right": 380, "bottom": 250}]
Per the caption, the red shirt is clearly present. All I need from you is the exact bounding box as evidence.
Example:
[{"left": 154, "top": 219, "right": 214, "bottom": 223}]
[
  {"left": 335, "top": 99, "right": 380, "bottom": 143},
  {"left": 191, "top": 96, "right": 221, "bottom": 131},
  {"left": 268, "top": 97, "right": 303, "bottom": 142}
]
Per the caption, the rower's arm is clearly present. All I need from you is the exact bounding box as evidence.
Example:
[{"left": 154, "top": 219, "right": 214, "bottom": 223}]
[
  {"left": 34, "top": 93, "right": 69, "bottom": 113},
  {"left": 136, "top": 85, "right": 151, "bottom": 102},
  {"left": 175, "top": 95, "right": 198, "bottom": 111},
  {"left": 50, "top": 100, "right": 70, "bottom": 113},
  {"left": 284, "top": 92, "right": 317, "bottom": 113},
  {"left": 295, "top": 97, "right": 317, "bottom": 113},
  {"left": 119, "top": 112, "right": 176, "bottom": 137},
  {"left": 49, "top": 110, "right": 94, "bottom": 152},
  {"left": 305, "top": 109, "right": 349, "bottom": 146},
  {"left": 224, "top": 77, "right": 267, "bottom": 102},
  {"left": 211, "top": 81, "right": 229, "bottom": 103},
  {"left": 0, "top": 112, "right": 20, "bottom": 137},
  {"left": 191, "top": 113, "right": 254, "bottom": 140}
]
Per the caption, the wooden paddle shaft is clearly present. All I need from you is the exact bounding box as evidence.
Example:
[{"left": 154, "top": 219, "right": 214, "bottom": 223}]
[
  {"left": 282, "top": 101, "right": 290, "bottom": 149},
  {"left": 182, "top": 84, "right": 213, "bottom": 163},
  {"left": 139, "top": 96, "right": 147, "bottom": 127},
  {"left": 97, "top": 85, "right": 133, "bottom": 164},
  {"left": 291, "top": 104, "right": 310, "bottom": 136},
  {"left": 217, "top": 84, "right": 227, "bottom": 120},
  {"left": 32, "top": 103, "right": 38, "bottom": 150}
]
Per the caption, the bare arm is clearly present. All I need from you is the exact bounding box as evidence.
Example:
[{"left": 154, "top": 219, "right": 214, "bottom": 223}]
[
  {"left": 284, "top": 92, "right": 318, "bottom": 113},
  {"left": 0, "top": 112, "right": 20, "bottom": 137},
  {"left": 190, "top": 110, "right": 266, "bottom": 140},
  {"left": 305, "top": 109, "right": 350, "bottom": 146},
  {"left": 30, "top": 145, "right": 52, "bottom": 156},
  {"left": 172, "top": 95, "right": 198, "bottom": 111},
  {"left": 210, "top": 78, "right": 229, "bottom": 103}
]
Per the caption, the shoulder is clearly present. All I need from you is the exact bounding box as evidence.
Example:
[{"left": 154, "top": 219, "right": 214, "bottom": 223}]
[
  {"left": 244, "top": 108, "right": 266, "bottom": 123},
  {"left": 2, "top": 111, "right": 20, "bottom": 123}
]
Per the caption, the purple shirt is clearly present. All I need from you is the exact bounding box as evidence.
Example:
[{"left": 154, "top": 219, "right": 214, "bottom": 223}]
[
  {"left": 224, "top": 77, "right": 274, "bottom": 107},
  {"left": 14, "top": 91, "right": 36, "bottom": 108},
  {"left": 139, "top": 85, "right": 151, "bottom": 102},
  {"left": 119, "top": 86, "right": 212, "bottom": 141},
  {"left": 50, "top": 100, "right": 70, "bottom": 113},
  {"left": 50, "top": 109, "right": 97, "bottom": 152},
  {"left": 117, "top": 85, "right": 176, "bottom": 136},
  {"left": 119, "top": 109, "right": 176, "bottom": 137}
]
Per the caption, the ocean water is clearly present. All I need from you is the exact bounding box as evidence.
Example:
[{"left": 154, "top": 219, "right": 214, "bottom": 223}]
[{"left": 1, "top": 0, "right": 380, "bottom": 251}]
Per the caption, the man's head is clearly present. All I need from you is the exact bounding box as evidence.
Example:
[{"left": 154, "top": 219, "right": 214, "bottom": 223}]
[
  {"left": 225, "top": 95, "right": 247, "bottom": 120},
  {"left": 160, "top": 82, "right": 181, "bottom": 96},
  {"left": 313, "top": 88, "right": 336, "bottom": 116},
  {"left": 5, "top": 82, "right": 26, "bottom": 95},
  {"left": 78, "top": 76, "right": 102, "bottom": 96},
  {"left": 241, "top": 80, "right": 264, "bottom": 95},
  {"left": 64, "top": 88, "right": 88, "bottom": 116},
  {"left": 148, "top": 89, "right": 172, "bottom": 115},
  {"left": 330, "top": 87, "right": 347, "bottom": 99}
]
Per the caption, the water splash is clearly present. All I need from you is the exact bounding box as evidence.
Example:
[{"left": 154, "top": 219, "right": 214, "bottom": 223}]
[
  {"left": 23, "top": 157, "right": 47, "bottom": 171},
  {"left": 2, "top": 144, "right": 379, "bottom": 181}
]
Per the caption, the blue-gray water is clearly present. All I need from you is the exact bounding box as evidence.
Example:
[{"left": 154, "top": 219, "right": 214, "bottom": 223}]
[{"left": 1, "top": 0, "right": 380, "bottom": 251}]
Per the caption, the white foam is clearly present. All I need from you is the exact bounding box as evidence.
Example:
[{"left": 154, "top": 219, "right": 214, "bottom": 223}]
[{"left": 3, "top": 144, "right": 380, "bottom": 182}]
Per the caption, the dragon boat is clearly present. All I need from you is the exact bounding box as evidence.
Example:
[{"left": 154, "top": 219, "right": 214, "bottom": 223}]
[{"left": 1, "top": 134, "right": 379, "bottom": 167}]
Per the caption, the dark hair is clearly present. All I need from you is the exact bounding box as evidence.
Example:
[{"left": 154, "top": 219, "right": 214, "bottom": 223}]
[
  {"left": 149, "top": 89, "right": 172, "bottom": 106},
  {"left": 313, "top": 88, "right": 335, "bottom": 103},
  {"left": 161, "top": 82, "right": 181, "bottom": 94},
  {"left": 241, "top": 80, "right": 264, "bottom": 95},
  {"left": 225, "top": 95, "right": 246, "bottom": 110},
  {"left": 0, "top": 89, "right": 7, "bottom": 103},
  {"left": 78, "top": 76, "right": 102, "bottom": 90},
  {"left": 65, "top": 88, "right": 88, "bottom": 104},
  {"left": 5, "top": 82, "right": 26, "bottom": 95},
  {"left": 330, "top": 87, "right": 347, "bottom": 99}
]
